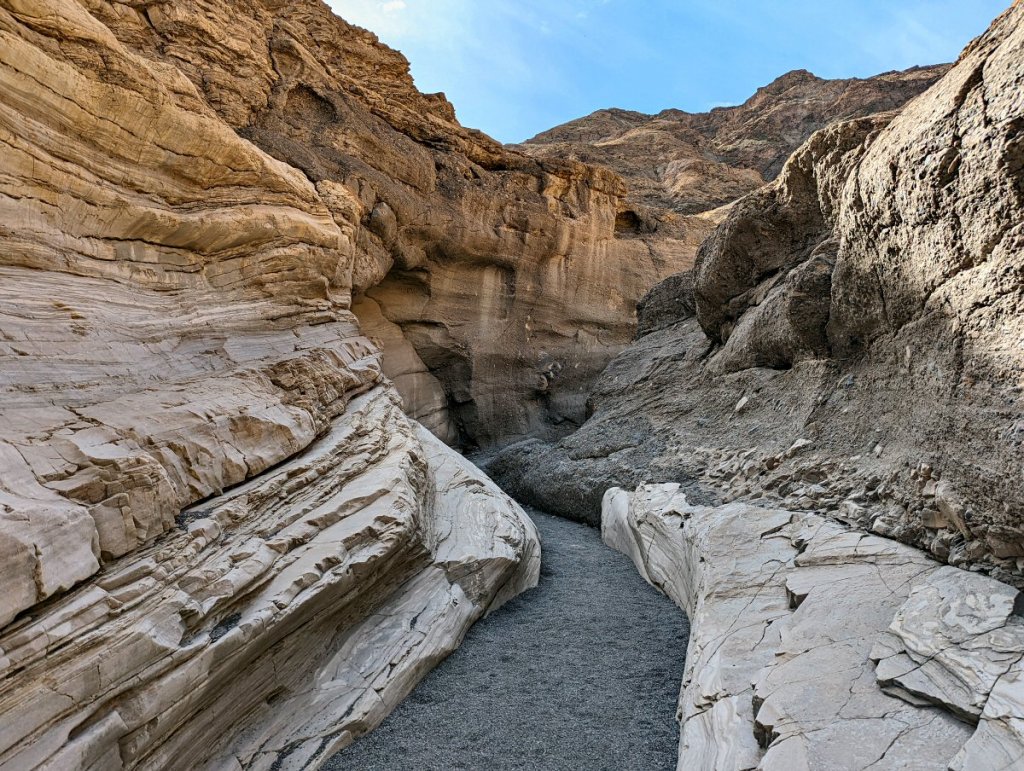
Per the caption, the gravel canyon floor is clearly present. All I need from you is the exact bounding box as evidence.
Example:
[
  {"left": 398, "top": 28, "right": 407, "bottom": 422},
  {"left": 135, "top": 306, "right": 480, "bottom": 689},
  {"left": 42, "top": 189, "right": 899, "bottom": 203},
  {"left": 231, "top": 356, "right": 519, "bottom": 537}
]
[{"left": 327, "top": 509, "right": 688, "bottom": 771}]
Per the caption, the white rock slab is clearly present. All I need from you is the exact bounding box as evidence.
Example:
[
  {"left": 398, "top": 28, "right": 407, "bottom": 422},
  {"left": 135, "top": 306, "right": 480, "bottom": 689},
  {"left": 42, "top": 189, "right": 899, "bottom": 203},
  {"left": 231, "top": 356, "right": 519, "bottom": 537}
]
[
  {"left": 602, "top": 484, "right": 992, "bottom": 771},
  {"left": 871, "top": 566, "right": 1024, "bottom": 721},
  {"left": 952, "top": 656, "right": 1024, "bottom": 771},
  {"left": 0, "top": 390, "right": 540, "bottom": 770}
]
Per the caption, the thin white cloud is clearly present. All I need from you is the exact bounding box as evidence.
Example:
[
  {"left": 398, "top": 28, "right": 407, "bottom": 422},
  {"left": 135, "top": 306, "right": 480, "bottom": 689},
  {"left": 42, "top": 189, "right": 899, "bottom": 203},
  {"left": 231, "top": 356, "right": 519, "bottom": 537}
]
[
  {"left": 323, "top": 0, "right": 1001, "bottom": 143},
  {"left": 324, "top": 0, "right": 658, "bottom": 140},
  {"left": 327, "top": 0, "right": 467, "bottom": 40},
  {"left": 327, "top": 0, "right": 563, "bottom": 90},
  {"left": 862, "top": 6, "right": 967, "bottom": 69}
]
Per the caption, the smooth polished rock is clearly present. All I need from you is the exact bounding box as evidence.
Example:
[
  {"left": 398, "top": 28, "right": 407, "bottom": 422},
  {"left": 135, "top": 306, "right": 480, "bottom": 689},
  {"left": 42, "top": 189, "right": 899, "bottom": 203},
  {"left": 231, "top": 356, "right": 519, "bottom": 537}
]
[
  {"left": 952, "top": 656, "right": 1024, "bottom": 771},
  {"left": 872, "top": 567, "right": 1024, "bottom": 721},
  {"left": 602, "top": 484, "right": 993, "bottom": 770},
  {"left": 0, "top": 391, "right": 540, "bottom": 770}
]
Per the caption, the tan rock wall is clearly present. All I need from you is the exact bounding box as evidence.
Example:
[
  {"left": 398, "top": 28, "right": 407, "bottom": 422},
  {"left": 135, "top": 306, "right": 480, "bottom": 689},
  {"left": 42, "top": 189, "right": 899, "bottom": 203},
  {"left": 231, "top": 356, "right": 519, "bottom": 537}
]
[
  {"left": 59, "top": 0, "right": 700, "bottom": 447},
  {"left": 0, "top": 1, "right": 541, "bottom": 766}
]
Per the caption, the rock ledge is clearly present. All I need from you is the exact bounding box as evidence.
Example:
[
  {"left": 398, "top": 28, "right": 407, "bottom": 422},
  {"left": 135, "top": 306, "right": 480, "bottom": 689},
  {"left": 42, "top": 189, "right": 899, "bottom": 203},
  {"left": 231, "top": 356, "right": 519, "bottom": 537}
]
[{"left": 603, "top": 483, "right": 1024, "bottom": 770}]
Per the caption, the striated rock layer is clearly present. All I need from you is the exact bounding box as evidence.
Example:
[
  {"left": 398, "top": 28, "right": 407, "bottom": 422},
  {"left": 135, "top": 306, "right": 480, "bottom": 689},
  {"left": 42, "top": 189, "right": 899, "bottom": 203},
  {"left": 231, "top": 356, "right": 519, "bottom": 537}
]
[
  {"left": 604, "top": 483, "right": 1024, "bottom": 770},
  {"left": 517, "top": 65, "right": 947, "bottom": 281},
  {"left": 69, "top": 0, "right": 701, "bottom": 447},
  {"left": 491, "top": 3, "right": 1024, "bottom": 576},
  {"left": 0, "top": 0, "right": 539, "bottom": 767},
  {"left": 33, "top": 2, "right": 947, "bottom": 452}
]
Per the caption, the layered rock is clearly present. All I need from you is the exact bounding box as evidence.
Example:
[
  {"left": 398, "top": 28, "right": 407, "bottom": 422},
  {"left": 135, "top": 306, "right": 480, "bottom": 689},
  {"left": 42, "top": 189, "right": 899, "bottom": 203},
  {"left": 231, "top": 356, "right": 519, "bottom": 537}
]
[
  {"left": 518, "top": 66, "right": 947, "bottom": 224},
  {"left": 0, "top": 0, "right": 539, "bottom": 766},
  {"left": 65, "top": 0, "right": 709, "bottom": 448},
  {"left": 47, "top": 2, "right": 948, "bottom": 452},
  {"left": 604, "top": 483, "right": 1024, "bottom": 769},
  {"left": 492, "top": 3, "right": 1024, "bottom": 576},
  {"left": 0, "top": 402, "right": 539, "bottom": 769}
]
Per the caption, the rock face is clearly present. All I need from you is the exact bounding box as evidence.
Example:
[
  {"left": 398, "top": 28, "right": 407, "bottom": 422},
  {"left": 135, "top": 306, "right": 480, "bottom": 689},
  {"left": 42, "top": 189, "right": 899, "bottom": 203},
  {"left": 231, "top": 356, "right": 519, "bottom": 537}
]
[
  {"left": 3, "top": 0, "right": 1022, "bottom": 767},
  {"left": 39, "top": 3, "right": 946, "bottom": 453},
  {"left": 492, "top": 4, "right": 1024, "bottom": 576},
  {"left": 97, "top": 0, "right": 708, "bottom": 448},
  {"left": 28, "top": 0, "right": 708, "bottom": 452},
  {"left": 604, "top": 483, "right": 1024, "bottom": 770},
  {"left": 519, "top": 66, "right": 947, "bottom": 217},
  {"left": 0, "top": 0, "right": 539, "bottom": 766},
  {"left": 504, "top": 67, "right": 948, "bottom": 440}
]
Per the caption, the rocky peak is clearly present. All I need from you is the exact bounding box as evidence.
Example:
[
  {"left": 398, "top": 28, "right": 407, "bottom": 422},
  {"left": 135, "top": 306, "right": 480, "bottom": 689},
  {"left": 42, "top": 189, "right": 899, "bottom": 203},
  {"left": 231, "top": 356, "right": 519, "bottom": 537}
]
[{"left": 519, "top": 64, "right": 950, "bottom": 214}]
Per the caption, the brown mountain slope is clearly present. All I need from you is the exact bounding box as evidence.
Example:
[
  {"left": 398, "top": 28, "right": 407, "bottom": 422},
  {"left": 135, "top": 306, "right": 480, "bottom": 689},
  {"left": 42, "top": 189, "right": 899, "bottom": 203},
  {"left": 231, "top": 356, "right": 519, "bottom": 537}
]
[{"left": 519, "top": 65, "right": 949, "bottom": 215}]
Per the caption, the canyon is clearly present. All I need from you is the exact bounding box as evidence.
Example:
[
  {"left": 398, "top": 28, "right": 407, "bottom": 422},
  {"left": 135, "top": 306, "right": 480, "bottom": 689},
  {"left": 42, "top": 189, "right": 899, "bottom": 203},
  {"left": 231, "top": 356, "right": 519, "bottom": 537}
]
[{"left": 0, "top": 0, "right": 1022, "bottom": 769}]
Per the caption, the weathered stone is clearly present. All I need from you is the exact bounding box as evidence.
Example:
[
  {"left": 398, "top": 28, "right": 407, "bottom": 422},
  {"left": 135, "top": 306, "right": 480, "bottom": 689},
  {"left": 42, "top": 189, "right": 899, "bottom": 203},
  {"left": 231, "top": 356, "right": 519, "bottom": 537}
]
[
  {"left": 0, "top": 1, "right": 541, "bottom": 766},
  {"left": 952, "top": 656, "right": 1024, "bottom": 771},
  {"left": 871, "top": 567, "right": 1024, "bottom": 721},
  {"left": 494, "top": 3, "right": 1024, "bottom": 572},
  {"left": 0, "top": 389, "right": 540, "bottom": 769},
  {"left": 636, "top": 271, "right": 698, "bottom": 338},
  {"left": 602, "top": 484, "right": 999, "bottom": 769}
]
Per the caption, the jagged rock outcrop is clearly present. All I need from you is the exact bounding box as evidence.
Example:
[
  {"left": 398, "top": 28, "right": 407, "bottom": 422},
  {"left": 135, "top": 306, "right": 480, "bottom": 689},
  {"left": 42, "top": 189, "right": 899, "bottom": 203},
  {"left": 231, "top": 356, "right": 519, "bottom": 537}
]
[
  {"left": 57, "top": 2, "right": 948, "bottom": 452},
  {"left": 0, "top": 0, "right": 539, "bottom": 766},
  {"left": 519, "top": 66, "right": 947, "bottom": 219},
  {"left": 492, "top": 3, "right": 1024, "bottom": 578},
  {"left": 603, "top": 484, "right": 1024, "bottom": 769}
]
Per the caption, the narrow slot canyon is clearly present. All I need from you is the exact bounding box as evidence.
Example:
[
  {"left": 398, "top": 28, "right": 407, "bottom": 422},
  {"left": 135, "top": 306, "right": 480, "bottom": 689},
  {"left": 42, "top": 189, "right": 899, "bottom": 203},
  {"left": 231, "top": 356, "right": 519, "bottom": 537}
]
[{"left": 1, "top": 1, "right": 1022, "bottom": 769}]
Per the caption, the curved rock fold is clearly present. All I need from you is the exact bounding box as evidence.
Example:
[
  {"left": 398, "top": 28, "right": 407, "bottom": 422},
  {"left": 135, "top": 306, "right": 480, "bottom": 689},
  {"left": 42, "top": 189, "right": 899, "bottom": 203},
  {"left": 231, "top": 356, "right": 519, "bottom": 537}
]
[{"left": 0, "top": 0, "right": 539, "bottom": 767}]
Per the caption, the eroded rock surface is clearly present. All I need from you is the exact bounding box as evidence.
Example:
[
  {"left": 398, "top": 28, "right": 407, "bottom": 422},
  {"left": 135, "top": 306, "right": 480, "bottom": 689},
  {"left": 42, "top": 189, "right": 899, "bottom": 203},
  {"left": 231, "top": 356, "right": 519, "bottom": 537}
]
[
  {"left": 523, "top": 67, "right": 947, "bottom": 211},
  {"left": 0, "top": 0, "right": 540, "bottom": 767},
  {"left": 492, "top": 3, "right": 1024, "bottom": 575},
  {"left": 105, "top": 0, "right": 708, "bottom": 447},
  {"left": 603, "top": 483, "right": 1024, "bottom": 770},
  {"left": 872, "top": 567, "right": 1024, "bottom": 723},
  {"left": 518, "top": 66, "right": 946, "bottom": 279}
]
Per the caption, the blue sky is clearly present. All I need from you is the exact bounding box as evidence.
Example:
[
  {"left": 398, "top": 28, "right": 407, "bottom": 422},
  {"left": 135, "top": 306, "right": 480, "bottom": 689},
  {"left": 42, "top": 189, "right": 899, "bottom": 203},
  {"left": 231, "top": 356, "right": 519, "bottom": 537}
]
[{"left": 327, "top": 0, "right": 1009, "bottom": 143}]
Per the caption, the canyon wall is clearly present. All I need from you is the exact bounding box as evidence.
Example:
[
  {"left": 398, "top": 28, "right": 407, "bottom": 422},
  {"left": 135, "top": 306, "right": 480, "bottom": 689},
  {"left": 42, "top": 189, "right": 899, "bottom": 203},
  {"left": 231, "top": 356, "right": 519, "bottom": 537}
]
[
  {"left": 493, "top": 3, "right": 1024, "bottom": 579},
  {"left": 0, "top": 0, "right": 540, "bottom": 767},
  {"left": 2, "top": 0, "right": 1021, "bottom": 766},
  {"left": 70, "top": 0, "right": 697, "bottom": 447},
  {"left": 604, "top": 484, "right": 1024, "bottom": 769},
  {"left": 74, "top": 0, "right": 946, "bottom": 450}
]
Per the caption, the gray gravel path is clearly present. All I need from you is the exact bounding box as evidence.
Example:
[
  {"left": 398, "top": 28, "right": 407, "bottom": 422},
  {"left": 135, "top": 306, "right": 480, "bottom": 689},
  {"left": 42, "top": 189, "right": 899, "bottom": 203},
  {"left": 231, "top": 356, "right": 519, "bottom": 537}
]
[{"left": 326, "top": 508, "right": 688, "bottom": 771}]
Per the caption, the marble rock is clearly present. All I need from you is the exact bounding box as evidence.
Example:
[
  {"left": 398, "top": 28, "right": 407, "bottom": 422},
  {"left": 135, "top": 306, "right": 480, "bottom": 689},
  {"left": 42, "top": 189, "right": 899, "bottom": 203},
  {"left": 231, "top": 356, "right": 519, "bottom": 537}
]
[
  {"left": 952, "top": 656, "right": 1024, "bottom": 771},
  {"left": 872, "top": 567, "right": 1024, "bottom": 721},
  {"left": 599, "top": 483, "right": 1024, "bottom": 770},
  {"left": 0, "top": 1, "right": 540, "bottom": 767},
  {"left": 0, "top": 392, "right": 540, "bottom": 770}
]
